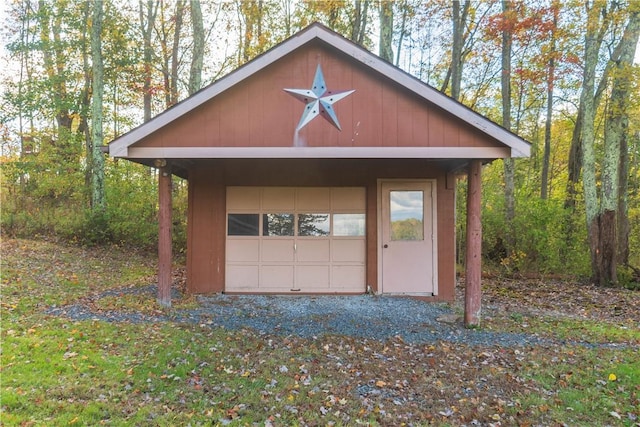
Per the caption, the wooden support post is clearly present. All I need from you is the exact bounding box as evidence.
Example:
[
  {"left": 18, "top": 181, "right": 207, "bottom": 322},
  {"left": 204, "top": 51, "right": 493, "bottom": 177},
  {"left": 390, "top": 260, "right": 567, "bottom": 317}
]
[
  {"left": 465, "top": 160, "right": 482, "bottom": 327},
  {"left": 158, "top": 164, "right": 172, "bottom": 308}
]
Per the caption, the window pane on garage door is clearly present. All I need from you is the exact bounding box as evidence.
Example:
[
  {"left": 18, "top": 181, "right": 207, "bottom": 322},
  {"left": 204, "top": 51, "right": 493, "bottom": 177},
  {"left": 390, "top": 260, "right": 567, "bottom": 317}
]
[
  {"left": 263, "top": 213, "right": 294, "bottom": 236},
  {"left": 298, "top": 213, "right": 330, "bottom": 236},
  {"left": 228, "top": 214, "right": 259, "bottom": 236}
]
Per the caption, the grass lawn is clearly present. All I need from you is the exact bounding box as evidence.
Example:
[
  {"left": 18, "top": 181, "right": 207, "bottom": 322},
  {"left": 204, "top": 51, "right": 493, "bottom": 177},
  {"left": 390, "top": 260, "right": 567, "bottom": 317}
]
[{"left": 1, "top": 238, "right": 638, "bottom": 426}]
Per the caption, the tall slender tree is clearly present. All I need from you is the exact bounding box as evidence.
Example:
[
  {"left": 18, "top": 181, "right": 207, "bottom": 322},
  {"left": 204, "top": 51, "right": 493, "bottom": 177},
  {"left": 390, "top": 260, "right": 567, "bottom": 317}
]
[
  {"left": 448, "top": 0, "right": 470, "bottom": 100},
  {"left": 581, "top": 1, "right": 606, "bottom": 283},
  {"left": 38, "top": 0, "right": 71, "bottom": 133},
  {"left": 394, "top": 0, "right": 412, "bottom": 67},
  {"left": 15, "top": 0, "right": 35, "bottom": 162},
  {"left": 351, "top": 0, "right": 370, "bottom": 45},
  {"left": 541, "top": 2, "right": 559, "bottom": 200},
  {"left": 81, "top": 1, "right": 94, "bottom": 190},
  {"left": 90, "top": 0, "right": 105, "bottom": 211},
  {"left": 139, "top": 0, "right": 158, "bottom": 122},
  {"left": 170, "top": 0, "right": 185, "bottom": 106},
  {"left": 501, "top": 0, "right": 515, "bottom": 253},
  {"left": 189, "top": 0, "right": 204, "bottom": 95},
  {"left": 238, "top": 0, "right": 265, "bottom": 63},
  {"left": 157, "top": 0, "right": 184, "bottom": 108},
  {"left": 604, "top": 6, "right": 640, "bottom": 272},
  {"left": 379, "top": 1, "right": 393, "bottom": 62}
]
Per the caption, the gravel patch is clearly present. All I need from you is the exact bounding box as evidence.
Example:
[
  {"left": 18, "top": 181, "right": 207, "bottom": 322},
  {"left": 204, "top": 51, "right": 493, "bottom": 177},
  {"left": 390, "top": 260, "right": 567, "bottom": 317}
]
[
  {"left": 46, "top": 284, "right": 552, "bottom": 347},
  {"left": 191, "top": 293, "right": 545, "bottom": 347}
]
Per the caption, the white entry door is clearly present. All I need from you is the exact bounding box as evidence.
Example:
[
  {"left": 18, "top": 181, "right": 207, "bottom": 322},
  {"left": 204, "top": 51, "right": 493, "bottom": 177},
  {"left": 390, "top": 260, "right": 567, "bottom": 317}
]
[{"left": 381, "top": 181, "right": 436, "bottom": 295}]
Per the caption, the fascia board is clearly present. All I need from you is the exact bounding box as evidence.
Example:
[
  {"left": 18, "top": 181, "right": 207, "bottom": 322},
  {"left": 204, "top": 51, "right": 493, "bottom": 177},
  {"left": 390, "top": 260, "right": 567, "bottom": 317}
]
[{"left": 125, "top": 146, "right": 511, "bottom": 159}]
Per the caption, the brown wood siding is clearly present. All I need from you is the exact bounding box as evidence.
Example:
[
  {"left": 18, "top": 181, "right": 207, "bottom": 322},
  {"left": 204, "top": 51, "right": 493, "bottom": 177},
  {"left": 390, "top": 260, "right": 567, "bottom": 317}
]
[
  {"left": 187, "top": 168, "right": 225, "bottom": 293},
  {"left": 186, "top": 159, "right": 456, "bottom": 301},
  {"left": 133, "top": 43, "right": 503, "bottom": 151},
  {"left": 435, "top": 171, "right": 456, "bottom": 301}
]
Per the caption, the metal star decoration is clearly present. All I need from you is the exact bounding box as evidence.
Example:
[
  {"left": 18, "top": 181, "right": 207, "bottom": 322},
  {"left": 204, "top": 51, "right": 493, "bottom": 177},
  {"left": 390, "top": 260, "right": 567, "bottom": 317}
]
[{"left": 284, "top": 64, "right": 355, "bottom": 131}]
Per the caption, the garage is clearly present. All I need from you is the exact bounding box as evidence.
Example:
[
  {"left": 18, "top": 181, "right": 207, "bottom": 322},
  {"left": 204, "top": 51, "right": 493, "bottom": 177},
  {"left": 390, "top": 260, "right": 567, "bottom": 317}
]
[
  {"left": 226, "top": 186, "right": 366, "bottom": 293},
  {"left": 107, "top": 23, "right": 531, "bottom": 324}
]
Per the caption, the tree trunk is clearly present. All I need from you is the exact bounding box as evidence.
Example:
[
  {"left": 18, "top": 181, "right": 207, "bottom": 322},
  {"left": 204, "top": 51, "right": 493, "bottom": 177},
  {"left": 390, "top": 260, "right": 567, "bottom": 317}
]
[
  {"left": 256, "top": 0, "right": 263, "bottom": 47},
  {"left": 541, "top": 5, "right": 558, "bottom": 200},
  {"left": 565, "top": 3, "right": 622, "bottom": 210},
  {"left": 158, "top": 2, "right": 170, "bottom": 108},
  {"left": 81, "top": 1, "right": 93, "bottom": 193},
  {"left": 450, "top": 1, "right": 470, "bottom": 100},
  {"left": 501, "top": 0, "right": 515, "bottom": 254},
  {"left": 38, "top": 0, "right": 71, "bottom": 133},
  {"left": 351, "top": 0, "right": 369, "bottom": 45},
  {"left": 618, "top": 130, "right": 633, "bottom": 265},
  {"left": 564, "top": 109, "right": 583, "bottom": 210},
  {"left": 140, "top": 0, "right": 158, "bottom": 123},
  {"left": 188, "top": 0, "right": 204, "bottom": 95},
  {"left": 604, "top": 7, "right": 640, "bottom": 274},
  {"left": 283, "top": 0, "right": 292, "bottom": 37},
  {"left": 352, "top": 0, "right": 362, "bottom": 42},
  {"left": 444, "top": 1, "right": 487, "bottom": 98},
  {"left": 379, "top": 1, "right": 393, "bottom": 62},
  {"left": 238, "top": 0, "right": 265, "bottom": 62},
  {"left": 90, "top": 0, "right": 105, "bottom": 211},
  {"left": 581, "top": 2, "right": 605, "bottom": 285},
  {"left": 240, "top": 1, "right": 254, "bottom": 62},
  {"left": 395, "top": 0, "right": 408, "bottom": 66},
  {"left": 169, "top": 0, "right": 184, "bottom": 106},
  {"left": 17, "top": 0, "right": 34, "bottom": 191}
]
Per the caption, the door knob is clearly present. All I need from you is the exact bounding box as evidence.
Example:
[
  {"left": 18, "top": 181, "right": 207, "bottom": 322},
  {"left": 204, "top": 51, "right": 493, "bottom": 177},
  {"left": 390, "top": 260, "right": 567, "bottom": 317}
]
[{"left": 383, "top": 244, "right": 388, "bottom": 248}]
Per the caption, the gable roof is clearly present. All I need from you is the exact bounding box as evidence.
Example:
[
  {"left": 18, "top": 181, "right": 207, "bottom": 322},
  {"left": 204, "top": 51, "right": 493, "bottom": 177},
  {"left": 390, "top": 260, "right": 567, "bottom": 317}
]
[{"left": 109, "top": 22, "right": 530, "bottom": 159}]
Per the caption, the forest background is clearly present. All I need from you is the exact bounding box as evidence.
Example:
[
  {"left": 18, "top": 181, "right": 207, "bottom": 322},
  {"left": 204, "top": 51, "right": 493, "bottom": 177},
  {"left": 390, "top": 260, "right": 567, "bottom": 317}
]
[{"left": 1, "top": 0, "right": 639, "bottom": 288}]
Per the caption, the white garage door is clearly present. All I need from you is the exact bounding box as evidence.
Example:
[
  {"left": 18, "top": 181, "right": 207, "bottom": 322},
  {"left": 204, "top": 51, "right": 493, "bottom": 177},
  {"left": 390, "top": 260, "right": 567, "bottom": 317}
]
[{"left": 226, "top": 187, "right": 366, "bottom": 293}]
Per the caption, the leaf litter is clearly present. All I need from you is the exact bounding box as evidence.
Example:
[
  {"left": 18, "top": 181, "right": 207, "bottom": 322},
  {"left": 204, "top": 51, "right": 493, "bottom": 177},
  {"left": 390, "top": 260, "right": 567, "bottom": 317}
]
[{"left": 2, "top": 238, "right": 639, "bottom": 426}]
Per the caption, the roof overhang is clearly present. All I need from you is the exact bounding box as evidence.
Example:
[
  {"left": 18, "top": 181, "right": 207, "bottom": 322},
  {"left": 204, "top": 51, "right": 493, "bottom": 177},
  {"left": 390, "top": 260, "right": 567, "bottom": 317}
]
[{"left": 124, "top": 146, "right": 510, "bottom": 159}]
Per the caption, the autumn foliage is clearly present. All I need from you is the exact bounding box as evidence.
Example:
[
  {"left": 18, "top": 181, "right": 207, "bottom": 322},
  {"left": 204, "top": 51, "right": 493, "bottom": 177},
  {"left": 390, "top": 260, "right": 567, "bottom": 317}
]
[{"left": 0, "top": 1, "right": 639, "bottom": 286}]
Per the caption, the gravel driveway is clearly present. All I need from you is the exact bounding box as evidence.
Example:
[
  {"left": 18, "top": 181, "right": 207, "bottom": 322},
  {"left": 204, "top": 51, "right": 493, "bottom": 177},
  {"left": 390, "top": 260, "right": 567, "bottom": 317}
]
[{"left": 47, "top": 284, "right": 551, "bottom": 347}]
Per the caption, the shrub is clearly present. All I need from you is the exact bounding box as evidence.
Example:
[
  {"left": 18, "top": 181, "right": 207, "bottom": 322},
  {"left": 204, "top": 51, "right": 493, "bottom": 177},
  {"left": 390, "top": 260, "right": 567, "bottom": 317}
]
[{"left": 1, "top": 157, "right": 187, "bottom": 252}]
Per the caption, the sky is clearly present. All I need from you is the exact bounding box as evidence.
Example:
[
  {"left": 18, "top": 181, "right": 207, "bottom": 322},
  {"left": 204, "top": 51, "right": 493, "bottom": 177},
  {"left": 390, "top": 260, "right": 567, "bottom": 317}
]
[{"left": 1, "top": 2, "right": 639, "bottom": 89}]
